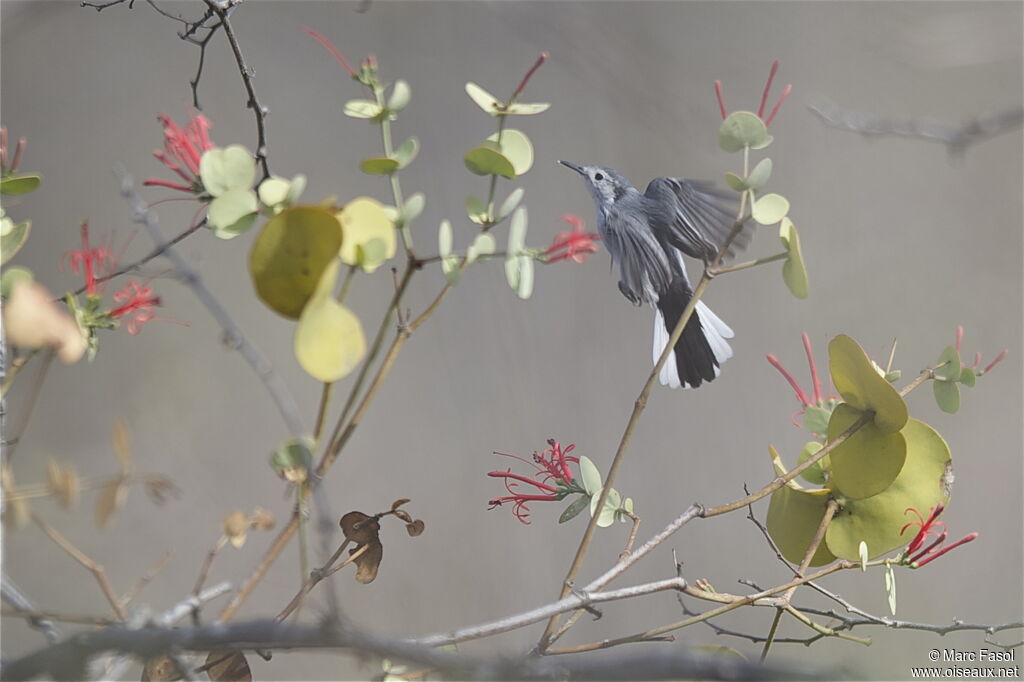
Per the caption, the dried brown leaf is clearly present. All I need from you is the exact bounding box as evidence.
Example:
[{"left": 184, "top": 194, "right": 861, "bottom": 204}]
[
  {"left": 250, "top": 507, "right": 275, "bottom": 531},
  {"left": 405, "top": 519, "right": 425, "bottom": 537},
  {"left": 223, "top": 511, "right": 248, "bottom": 549},
  {"left": 339, "top": 511, "right": 380, "bottom": 546},
  {"left": 205, "top": 651, "right": 252, "bottom": 681},
  {"left": 95, "top": 478, "right": 128, "bottom": 530},
  {"left": 392, "top": 509, "right": 412, "bottom": 524},
  {"left": 46, "top": 458, "right": 80, "bottom": 510},
  {"left": 3, "top": 496, "right": 30, "bottom": 529},
  {"left": 112, "top": 419, "right": 133, "bottom": 475},
  {"left": 353, "top": 541, "right": 383, "bottom": 584},
  {"left": 141, "top": 654, "right": 179, "bottom": 681},
  {"left": 391, "top": 498, "right": 411, "bottom": 511},
  {"left": 143, "top": 475, "right": 181, "bottom": 505}
]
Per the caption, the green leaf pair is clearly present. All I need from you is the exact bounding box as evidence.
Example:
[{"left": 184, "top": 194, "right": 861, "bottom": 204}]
[
  {"left": 199, "top": 145, "right": 259, "bottom": 239},
  {"left": 464, "top": 130, "right": 533, "bottom": 179}
]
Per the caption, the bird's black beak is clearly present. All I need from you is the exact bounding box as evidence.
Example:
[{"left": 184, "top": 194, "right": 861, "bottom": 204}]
[{"left": 558, "top": 160, "right": 584, "bottom": 175}]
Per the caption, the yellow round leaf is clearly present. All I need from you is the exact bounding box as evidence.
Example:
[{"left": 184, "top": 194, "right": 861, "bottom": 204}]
[
  {"left": 294, "top": 260, "right": 366, "bottom": 381},
  {"left": 248, "top": 206, "right": 343, "bottom": 319},
  {"left": 337, "top": 197, "right": 395, "bottom": 273}
]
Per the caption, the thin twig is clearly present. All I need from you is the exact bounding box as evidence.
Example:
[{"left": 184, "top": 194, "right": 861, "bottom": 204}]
[
  {"left": 120, "top": 549, "right": 173, "bottom": 608},
  {"left": 1, "top": 575, "right": 63, "bottom": 643},
  {"left": 115, "top": 170, "right": 304, "bottom": 437},
  {"left": 202, "top": 0, "right": 271, "bottom": 179},
  {"left": 32, "top": 515, "right": 127, "bottom": 621}
]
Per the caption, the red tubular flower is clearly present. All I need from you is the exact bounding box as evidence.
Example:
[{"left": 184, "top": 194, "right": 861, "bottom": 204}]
[
  {"left": 63, "top": 222, "right": 113, "bottom": 297},
  {"left": 302, "top": 26, "right": 357, "bottom": 77},
  {"left": 543, "top": 214, "right": 600, "bottom": 264},
  {"left": 899, "top": 504, "right": 977, "bottom": 567},
  {"left": 487, "top": 439, "right": 582, "bottom": 524},
  {"left": 768, "top": 334, "right": 841, "bottom": 430},
  {"left": 715, "top": 58, "right": 791, "bottom": 126},
  {"left": 108, "top": 280, "right": 161, "bottom": 335},
  {"left": 144, "top": 113, "right": 214, "bottom": 194}
]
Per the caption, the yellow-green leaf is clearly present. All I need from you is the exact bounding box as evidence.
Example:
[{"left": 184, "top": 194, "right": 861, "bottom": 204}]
[
  {"left": 718, "top": 111, "right": 769, "bottom": 153},
  {"left": 752, "top": 192, "right": 790, "bottom": 225},
  {"left": 1, "top": 219, "right": 31, "bottom": 266},
  {"left": 465, "top": 82, "right": 502, "bottom": 115},
  {"left": 464, "top": 144, "right": 515, "bottom": 178},
  {"left": 337, "top": 197, "right": 395, "bottom": 273},
  {"left": 826, "top": 418, "right": 952, "bottom": 560},
  {"left": 486, "top": 129, "right": 534, "bottom": 176},
  {"left": 826, "top": 403, "right": 907, "bottom": 500},
  {"left": 779, "top": 218, "right": 808, "bottom": 299},
  {"left": 199, "top": 145, "right": 255, "bottom": 197},
  {"left": 249, "top": 206, "right": 343, "bottom": 319},
  {"left": 0, "top": 174, "right": 41, "bottom": 196},
  {"left": 294, "top": 260, "right": 366, "bottom": 381},
  {"left": 828, "top": 334, "right": 908, "bottom": 433},
  {"left": 766, "top": 483, "right": 836, "bottom": 566}
]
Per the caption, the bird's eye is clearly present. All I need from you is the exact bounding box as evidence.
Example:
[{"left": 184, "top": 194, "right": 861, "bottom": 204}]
[{"left": 594, "top": 172, "right": 604, "bottom": 181}]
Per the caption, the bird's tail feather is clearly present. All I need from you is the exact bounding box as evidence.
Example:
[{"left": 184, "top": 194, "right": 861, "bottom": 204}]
[{"left": 652, "top": 279, "right": 734, "bottom": 389}]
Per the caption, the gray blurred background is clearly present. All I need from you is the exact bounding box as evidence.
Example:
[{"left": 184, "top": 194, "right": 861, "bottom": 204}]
[{"left": 2, "top": 1, "right": 1021, "bottom": 679}]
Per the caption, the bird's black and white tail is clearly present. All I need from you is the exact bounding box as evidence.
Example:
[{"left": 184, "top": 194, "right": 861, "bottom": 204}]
[{"left": 652, "top": 277, "right": 734, "bottom": 389}]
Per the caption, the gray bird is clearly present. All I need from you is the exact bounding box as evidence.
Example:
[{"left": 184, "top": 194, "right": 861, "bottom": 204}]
[{"left": 560, "top": 161, "right": 749, "bottom": 389}]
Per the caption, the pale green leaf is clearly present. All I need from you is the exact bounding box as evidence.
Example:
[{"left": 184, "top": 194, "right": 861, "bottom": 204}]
[
  {"left": 387, "top": 80, "right": 411, "bottom": 112},
  {"left": 465, "top": 82, "right": 503, "bottom": 115},
  {"left": 199, "top": 145, "right": 255, "bottom": 197}
]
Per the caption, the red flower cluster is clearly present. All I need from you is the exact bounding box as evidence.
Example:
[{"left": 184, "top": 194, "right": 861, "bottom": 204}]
[
  {"left": 144, "top": 113, "right": 214, "bottom": 194},
  {"left": 64, "top": 222, "right": 164, "bottom": 336},
  {"left": 766, "top": 333, "right": 838, "bottom": 428},
  {"left": 899, "top": 504, "right": 977, "bottom": 568},
  {"left": 488, "top": 439, "right": 580, "bottom": 524},
  {"left": 543, "top": 214, "right": 600, "bottom": 264}
]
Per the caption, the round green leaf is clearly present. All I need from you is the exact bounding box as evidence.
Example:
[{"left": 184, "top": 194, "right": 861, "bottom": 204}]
[
  {"left": 766, "top": 484, "right": 837, "bottom": 566},
  {"left": 1, "top": 265, "right": 33, "bottom": 299},
  {"left": 487, "top": 129, "right": 533, "bottom": 176},
  {"left": 294, "top": 260, "right": 366, "bottom": 382},
  {"left": 1, "top": 219, "right": 31, "bottom": 265},
  {"left": 828, "top": 334, "right": 908, "bottom": 433},
  {"left": 826, "top": 418, "right": 952, "bottom": 561},
  {"left": 826, "top": 403, "right": 907, "bottom": 500},
  {"left": 466, "top": 233, "right": 496, "bottom": 265},
  {"left": 200, "top": 145, "right": 256, "bottom": 197},
  {"left": 208, "top": 188, "right": 258, "bottom": 238},
  {"left": 498, "top": 188, "right": 525, "bottom": 221},
  {"left": 798, "top": 441, "right": 828, "bottom": 485},
  {"left": 393, "top": 137, "right": 419, "bottom": 169},
  {"left": 464, "top": 144, "right": 516, "bottom": 178},
  {"left": 337, "top": 197, "right": 396, "bottom": 273},
  {"left": 718, "top": 111, "right": 770, "bottom": 152},
  {"left": 959, "top": 367, "right": 977, "bottom": 387},
  {"left": 465, "top": 195, "right": 488, "bottom": 224},
  {"left": 344, "top": 99, "right": 383, "bottom": 119},
  {"left": 360, "top": 157, "right": 400, "bottom": 175},
  {"left": 933, "top": 380, "right": 961, "bottom": 414},
  {"left": 934, "top": 346, "right": 962, "bottom": 382},
  {"left": 589, "top": 486, "right": 622, "bottom": 528},
  {"left": 779, "top": 218, "right": 808, "bottom": 299},
  {"left": 503, "top": 102, "right": 551, "bottom": 116},
  {"left": 401, "top": 193, "right": 425, "bottom": 225},
  {"left": 438, "top": 219, "right": 453, "bottom": 258},
  {"left": 258, "top": 177, "right": 291, "bottom": 207},
  {"left": 507, "top": 206, "right": 527, "bottom": 253},
  {"left": 802, "top": 404, "right": 832, "bottom": 436},
  {"left": 465, "top": 82, "right": 502, "bottom": 115},
  {"left": 270, "top": 438, "right": 314, "bottom": 477},
  {"left": 248, "top": 206, "right": 343, "bottom": 319},
  {"left": 388, "top": 80, "right": 411, "bottom": 112},
  {"left": 752, "top": 192, "right": 790, "bottom": 225},
  {"left": 723, "top": 172, "right": 747, "bottom": 192},
  {"left": 514, "top": 256, "right": 534, "bottom": 299},
  {"left": 578, "top": 455, "right": 602, "bottom": 495},
  {"left": 746, "top": 157, "right": 773, "bottom": 190},
  {"left": 0, "top": 174, "right": 41, "bottom": 196}
]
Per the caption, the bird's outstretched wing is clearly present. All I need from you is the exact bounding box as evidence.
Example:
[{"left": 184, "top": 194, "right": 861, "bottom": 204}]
[
  {"left": 643, "top": 178, "right": 748, "bottom": 261},
  {"left": 602, "top": 204, "right": 673, "bottom": 306}
]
